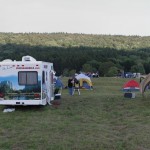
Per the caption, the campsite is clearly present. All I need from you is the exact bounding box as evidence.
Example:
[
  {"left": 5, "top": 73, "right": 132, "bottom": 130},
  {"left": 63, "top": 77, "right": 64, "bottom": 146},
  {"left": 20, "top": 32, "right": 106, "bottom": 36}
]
[
  {"left": 0, "top": 0, "right": 150, "bottom": 149},
  {"left": 0, "top": 77, "right": 150, "bottom": 150}
]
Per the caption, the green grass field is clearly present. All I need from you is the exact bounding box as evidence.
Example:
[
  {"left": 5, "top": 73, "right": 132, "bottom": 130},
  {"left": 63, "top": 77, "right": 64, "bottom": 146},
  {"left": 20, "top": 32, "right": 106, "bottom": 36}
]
[{"left": 0, "top": 77, "right": 150, "bottom": 150}]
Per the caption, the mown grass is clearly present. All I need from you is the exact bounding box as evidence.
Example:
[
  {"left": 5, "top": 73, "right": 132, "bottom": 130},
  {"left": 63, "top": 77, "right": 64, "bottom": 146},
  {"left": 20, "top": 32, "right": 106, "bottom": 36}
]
[{"left": 0, "top": 77, "right": 150, "bottom": 150}]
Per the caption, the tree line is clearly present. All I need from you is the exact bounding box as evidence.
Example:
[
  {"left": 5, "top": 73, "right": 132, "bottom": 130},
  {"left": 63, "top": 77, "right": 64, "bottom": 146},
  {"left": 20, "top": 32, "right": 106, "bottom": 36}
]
[
  {"left": 0, "top": 43, "right": 150, "bottom": 76},
  {"left": 0, "top": 33, "right": 150, "bottom": 76}
]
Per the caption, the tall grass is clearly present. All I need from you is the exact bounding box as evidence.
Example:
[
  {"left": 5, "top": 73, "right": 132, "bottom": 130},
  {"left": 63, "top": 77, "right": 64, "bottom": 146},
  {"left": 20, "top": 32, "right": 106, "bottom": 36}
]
[{"left": 0, "top": 77, "right": 150, "bottom": 150}]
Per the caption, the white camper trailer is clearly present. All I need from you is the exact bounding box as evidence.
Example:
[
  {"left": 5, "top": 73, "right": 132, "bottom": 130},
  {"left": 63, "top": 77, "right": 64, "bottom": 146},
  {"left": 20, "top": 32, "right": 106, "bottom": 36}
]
[{"left": 0, "top": 56, "right": 54, "bottom": 106}]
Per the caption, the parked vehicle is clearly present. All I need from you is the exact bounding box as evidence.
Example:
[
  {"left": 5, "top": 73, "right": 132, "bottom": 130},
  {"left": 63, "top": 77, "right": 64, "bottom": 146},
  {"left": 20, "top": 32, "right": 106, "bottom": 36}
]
[{"left": 0, "top": 56, "right": 54, "bottom": 106}]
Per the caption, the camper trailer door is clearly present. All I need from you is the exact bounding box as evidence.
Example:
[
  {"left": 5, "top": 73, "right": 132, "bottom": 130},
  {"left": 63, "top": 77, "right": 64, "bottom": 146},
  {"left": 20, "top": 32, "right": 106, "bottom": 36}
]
[
  {"left": 50, "top": 71, "right": 54, "bottom": 101},
  {"left": 43, "top": 70, "right": 54, "bottom": 104}
]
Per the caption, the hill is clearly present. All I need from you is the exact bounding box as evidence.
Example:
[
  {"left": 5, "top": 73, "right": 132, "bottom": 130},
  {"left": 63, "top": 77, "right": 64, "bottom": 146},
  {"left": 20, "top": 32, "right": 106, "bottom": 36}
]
[
  {"left": 0, "top": 32, "right": 150, "bottom": 76},
  {"left": 0, "top": 32, "right": 150, "bottom": 50}
]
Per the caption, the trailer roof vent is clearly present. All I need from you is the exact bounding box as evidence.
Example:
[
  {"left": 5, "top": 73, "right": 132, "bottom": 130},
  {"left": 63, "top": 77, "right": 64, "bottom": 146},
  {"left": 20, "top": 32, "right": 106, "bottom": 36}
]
[
  {"left": 2, "top": 59, "right": 13, "bottom": 62},
  {"left": 22, "top": 56, "right": 36, "bottom": 62}
]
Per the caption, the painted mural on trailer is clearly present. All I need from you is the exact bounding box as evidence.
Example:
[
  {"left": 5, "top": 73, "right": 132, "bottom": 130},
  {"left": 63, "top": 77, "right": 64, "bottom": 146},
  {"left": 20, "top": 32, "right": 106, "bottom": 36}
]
[{"left": 0, "top": 64, "right": 41, "bottom": 100}]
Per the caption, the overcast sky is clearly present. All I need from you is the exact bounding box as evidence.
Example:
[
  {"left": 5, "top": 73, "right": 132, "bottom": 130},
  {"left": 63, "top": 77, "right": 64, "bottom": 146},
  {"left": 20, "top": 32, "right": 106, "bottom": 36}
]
[{"left": 0, "top": 0, "right": 150, "bottom": 36}]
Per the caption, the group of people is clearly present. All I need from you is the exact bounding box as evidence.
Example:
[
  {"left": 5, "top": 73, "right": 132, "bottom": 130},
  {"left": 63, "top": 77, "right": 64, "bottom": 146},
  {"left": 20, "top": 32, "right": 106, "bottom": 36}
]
[{"left": 68, "top": 77, "right": 80, "bottom": 95}]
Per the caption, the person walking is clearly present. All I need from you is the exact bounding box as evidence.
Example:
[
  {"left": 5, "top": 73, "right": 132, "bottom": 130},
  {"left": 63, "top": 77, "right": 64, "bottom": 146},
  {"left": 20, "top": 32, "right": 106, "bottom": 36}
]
[{"left": 68, "top": 77, "right": 74, "bottom": 95}]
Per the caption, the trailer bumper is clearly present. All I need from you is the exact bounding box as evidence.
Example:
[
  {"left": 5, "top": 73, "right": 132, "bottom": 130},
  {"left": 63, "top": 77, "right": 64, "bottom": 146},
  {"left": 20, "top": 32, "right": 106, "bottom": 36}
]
[{"left": 0, "top": 99, "right": 47, "bottom": 106}]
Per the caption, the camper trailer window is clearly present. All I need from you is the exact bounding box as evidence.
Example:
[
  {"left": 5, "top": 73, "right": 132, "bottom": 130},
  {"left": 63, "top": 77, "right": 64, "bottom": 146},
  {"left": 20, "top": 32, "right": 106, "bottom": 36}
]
[
  {"left": 46, "top": 72, "right": 48, "bottom": 81},
  {"left": 18, "top": 72, "right": 26, "bottom": 85},
  {"left": 18, "top": 71, "right": 38, "bottom": 85},
  {"left": 42, "top": 71, "right": 45, "bottom": 84}
]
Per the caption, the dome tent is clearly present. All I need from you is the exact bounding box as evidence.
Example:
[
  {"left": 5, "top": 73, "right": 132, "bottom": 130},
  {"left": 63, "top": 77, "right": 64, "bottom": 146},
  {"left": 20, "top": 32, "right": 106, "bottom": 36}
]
[
  {"left": 75, "top": 73, "right": 93, "bottom": 89},
  {"left": 123, "top": 80, "right": 140, "bottom": 92}
]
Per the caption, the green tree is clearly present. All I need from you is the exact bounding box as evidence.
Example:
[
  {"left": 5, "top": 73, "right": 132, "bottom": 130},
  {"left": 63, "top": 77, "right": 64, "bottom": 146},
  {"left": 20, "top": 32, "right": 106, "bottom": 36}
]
[
  {"left": 121, "top": 59, "right": 135, "bottom": 72},
  {"left": 106, "top": 67, "right": 118, "bottom": 77},
  {"left": 86, "top": 60, "right": 100, "bottom": 70},
  {"left": 99, "top": 61, "right": 115, "bottom": 76},
  {"left": 131, "top": 63, "right": 145, "bottom": 74},
  {"left": 144, "top": 62, "right": 150, "bottom": 74},
  {"left": 82, "top": 64, "right": 93, "bottom": 72},
  {"left": 68, "top": 69, "right": 76, "bottom": 77},
  {"left": 62, "top": 68, "right": 69, "bottom": 77}
]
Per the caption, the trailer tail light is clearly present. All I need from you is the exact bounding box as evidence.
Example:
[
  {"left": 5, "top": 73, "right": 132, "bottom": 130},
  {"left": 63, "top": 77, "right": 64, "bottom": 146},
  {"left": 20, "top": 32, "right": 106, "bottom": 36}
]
[
  {"left": 34, "top": 93, "right": 40, "bottom": 99},
  {"left": 0, "top": 93, "right": 4, "bottom": 98}
]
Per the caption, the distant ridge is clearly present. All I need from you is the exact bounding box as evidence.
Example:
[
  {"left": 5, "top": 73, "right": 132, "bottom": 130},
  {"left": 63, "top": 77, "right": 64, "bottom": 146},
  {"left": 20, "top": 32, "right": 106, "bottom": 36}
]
[{"left": 0, "top": 32, "right": 150, "bottom": 50}]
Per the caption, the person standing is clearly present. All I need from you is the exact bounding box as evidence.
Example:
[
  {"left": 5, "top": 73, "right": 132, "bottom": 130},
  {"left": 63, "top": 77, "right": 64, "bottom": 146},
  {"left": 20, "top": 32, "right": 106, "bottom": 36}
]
[
  {"left": 54, "top": 77, "right": 63, "bottom": 95},
  {"left": 68, "top": 77, "right": 74, "bottom": 95},
  {"left": 73, "top": 78, "right": 80, "bottom": 95}
]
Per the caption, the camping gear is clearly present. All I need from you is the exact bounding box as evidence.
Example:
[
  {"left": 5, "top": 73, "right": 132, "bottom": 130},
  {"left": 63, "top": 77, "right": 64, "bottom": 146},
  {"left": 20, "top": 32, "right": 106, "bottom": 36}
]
[
  {"left": 124, "top": 92, "right": 135, "bottom": 98},
  {"left": 123, "top": 80, "right": 140, "bottom": 92},
  {"left": 75, "top": 73, "right": 93, "bottom": 89},
  {"left": 140, "top": 73, "right": 150, "bottom": 94},
  {"left": 123, "top": 80, "right": 140, "bottom": 99}
]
